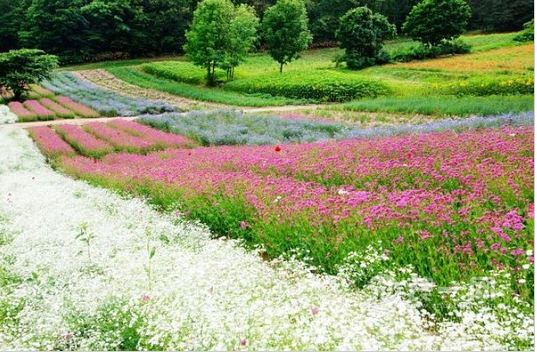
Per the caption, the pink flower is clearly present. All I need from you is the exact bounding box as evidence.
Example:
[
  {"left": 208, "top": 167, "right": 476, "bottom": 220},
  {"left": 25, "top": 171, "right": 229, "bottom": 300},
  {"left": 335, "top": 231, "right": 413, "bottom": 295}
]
[
  {"left": 310, "top": 306, "right": 320, "bottom": 315},
  {"left": 511, "top": 249, "right": 525, "bottom": 256},
  {"left": 239, "top": 338, "right": 247, "bottom": 347},
  {"left": 418, "top": 230, "right": 431, "bottom": 240},
  {"left": 240, "top": 221, "right": 250, "bottom": 230}
]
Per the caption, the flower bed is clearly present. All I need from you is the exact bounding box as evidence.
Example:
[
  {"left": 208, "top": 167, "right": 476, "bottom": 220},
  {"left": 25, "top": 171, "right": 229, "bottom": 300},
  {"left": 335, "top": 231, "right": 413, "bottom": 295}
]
[
  {"left": 108, "top": 119, "right": 195, "bottom": 148},
  {"left": 42, "top": 72, "right": 177, "bottom": 116},
  {"left": 83, "top": 122, "right": 157, "bottom": 153},
  {"left": 40, "top": 98, "right": 76, "bottom": 119},
  {"left": 54, "top": 124, "right": 113, "bottom": 158},
  {"left": 24, "top": 100, "right": 55, "bottom": 120},
  {"left": 8, "top": 101, "right": 38, "bottom": 122},
  {"left": 55, "top": 96, "right": 100, "bottom": 118},
  {"left": 27, "top": 126, "right": 75, "bottom": 158}
]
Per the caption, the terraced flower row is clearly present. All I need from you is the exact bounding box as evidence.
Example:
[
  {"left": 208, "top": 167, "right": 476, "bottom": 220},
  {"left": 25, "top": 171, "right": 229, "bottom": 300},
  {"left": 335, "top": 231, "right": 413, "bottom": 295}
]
[
  {"left": 6, "top": 85, "right": 100, "bottom": 122},
  {"left": 29, "top": 120, "right": 194, "bottom": 158},
  {"left": 42, "top": 72, "right": 178, "bottom": 117},
  {"left": 30, "top": 123, "right": 534, "bottom": 305}
]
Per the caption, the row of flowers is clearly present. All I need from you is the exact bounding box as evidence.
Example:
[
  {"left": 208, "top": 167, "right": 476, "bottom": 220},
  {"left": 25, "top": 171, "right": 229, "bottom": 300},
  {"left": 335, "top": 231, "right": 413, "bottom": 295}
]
[
  {"left": 4, "top": 125, "right": 532, "bottom": 350},
  {"left": 30, "top": 121, "right": 534, "bottom": 307},
  {"left": 42, "top": 72, "right": 178, "bottom": 117}
]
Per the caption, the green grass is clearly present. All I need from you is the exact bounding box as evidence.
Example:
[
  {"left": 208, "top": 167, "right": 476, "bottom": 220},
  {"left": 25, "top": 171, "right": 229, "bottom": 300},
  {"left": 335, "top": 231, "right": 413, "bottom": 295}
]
[
  {"left": 107, "top": 67, "right": 302, "bottom": 107},
  {"left": 75, "top": 31, "right": 533, "bottom": 113},
  {"left": 341, "top": 95, "right": 534, "bottom": 116}
]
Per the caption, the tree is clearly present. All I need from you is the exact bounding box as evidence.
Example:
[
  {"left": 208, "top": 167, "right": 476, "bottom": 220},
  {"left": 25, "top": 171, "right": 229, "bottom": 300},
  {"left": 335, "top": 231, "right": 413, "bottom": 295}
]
[
  {"left": 184, "top": 0, "right": 235, "bottom": 85},
  {"left": 307, "top": 0, "right": 419, "bottom": 42},
  {"left": 262, "top": 0, "right": 312, "bottom": 73},
  {"left": 336, "top": 7, "right": 396, "bottom": 69},
  {"left": 224, "top": 4, "right": 259, "bottom": 80},
  {"left": 469, "top": 0, "right": 533, "bottom": 32},
  {"left": 403, "top": 0, "right": 471, "bottom": 46},
  {"left": 0, "top": 49, "right": 58, "bottom": 100},
  {"left": 0, "top": 0, "right": 30, "bottom": 52},
  {"left": 19, "top": 0, "right": 90, "bottom": 62}
]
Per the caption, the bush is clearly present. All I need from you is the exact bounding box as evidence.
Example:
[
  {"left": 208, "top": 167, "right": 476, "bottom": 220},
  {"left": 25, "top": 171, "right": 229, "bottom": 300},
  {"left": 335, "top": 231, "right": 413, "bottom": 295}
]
[
  {"left": 390, "top": 39, "right": 471, "bottom": 62},
  {"left": 336, "top": 7, "right": 396, "bottom": 70},
  {"left": 0, "top": 49, "right": 58, "bottom": 101},
  {"left": 225, "top": 71, "right": 390, "bottom": 102},
  {"left": 403, "top": 0, "right": 471, "bottom": 46},
  {"left": 142, "top": 62, "right": 210, "bottom": 85},
  {"left": 514, "top": 20, "right": 534, "bottom": 43}
]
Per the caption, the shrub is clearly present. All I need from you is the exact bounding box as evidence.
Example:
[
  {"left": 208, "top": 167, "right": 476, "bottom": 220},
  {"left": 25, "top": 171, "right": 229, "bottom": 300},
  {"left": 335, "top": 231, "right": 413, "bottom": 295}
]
[
  {"left": 0, "top": 49, "right": 58, "bottom": 100},
  {"left": 390, "top": 39, "right": 471, "bottom": 62},
  {"left": 336, "top": 7, "right": 396, "bottom": 70},
  {"left": 403, "top": 0, "right": 471, "bottom": 47},
  {"left": 142, "top": 62, "right": 211, "bottom": 85},
  {"left": 225, "top": 71, "right": 389, "bottom": 102},
  {"left": 262, "top": 0, "right": 312, "bottom": 73},
  {"left": 514, "top": 20, "right": 534, "bottom": 43}
]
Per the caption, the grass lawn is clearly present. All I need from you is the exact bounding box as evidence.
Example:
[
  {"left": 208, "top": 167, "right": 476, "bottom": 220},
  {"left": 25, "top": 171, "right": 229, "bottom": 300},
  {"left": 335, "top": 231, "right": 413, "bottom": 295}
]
[{"left": 340, "top": 95, "right": 534, "bottom": 116}]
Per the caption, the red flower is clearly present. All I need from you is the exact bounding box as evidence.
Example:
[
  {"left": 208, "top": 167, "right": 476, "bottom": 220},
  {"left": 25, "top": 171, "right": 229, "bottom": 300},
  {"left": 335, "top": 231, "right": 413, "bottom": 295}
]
[{"left": 274, "top": 146, "right": 281, "bottom": 152}]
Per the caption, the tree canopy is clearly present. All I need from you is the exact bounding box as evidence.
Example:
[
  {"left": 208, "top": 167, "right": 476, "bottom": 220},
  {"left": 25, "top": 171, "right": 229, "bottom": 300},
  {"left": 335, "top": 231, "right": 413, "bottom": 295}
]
[
  {"left": 0, "top": 49, "right": 58, "bottom": 100},
  {"left": 262, "top": 0, "right": 312, "bottom": 73}
]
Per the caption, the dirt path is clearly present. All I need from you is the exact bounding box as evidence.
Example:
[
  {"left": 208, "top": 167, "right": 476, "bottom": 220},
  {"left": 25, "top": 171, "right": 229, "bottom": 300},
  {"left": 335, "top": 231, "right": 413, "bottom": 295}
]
[{"left": 75, "top": 69, "right": 321, "bottom": 114}]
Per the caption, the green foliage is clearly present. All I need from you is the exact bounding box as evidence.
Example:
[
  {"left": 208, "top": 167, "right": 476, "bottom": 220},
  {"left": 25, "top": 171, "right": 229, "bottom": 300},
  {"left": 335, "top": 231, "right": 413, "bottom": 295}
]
[
  {"left": 403, "top": 0, "right": 471, "bottom": 46},
  {"left": 262, "top": 0, "right": 312, "bottom": 72},
  {"left": 224, "top": 4, "right": 260, "bottom": 80},
  {"left": 0, "top": 0, "right": 29, "bottom": 52},
  {"left": 514, "top": 20, "right": 534, "bottom": 43},
  {"left": 336, "top": 7, "right": 396, "bottom": 69},
  {"left": 108, "top": 67, "right": 300, "bottom": 106},
  {"left": 390, "top": 39, "right": 471, "bottom": 62},
  {"left": 0, "top": 49, "right": 58, "bottom": 101},
  {"left": 185, "top": 0, "right": 259, "bottom": 84},
  {"left": 470, "top": 0, "right": 533, "bottom": 32},
  {"left": 225, "top": 70, "right": 389, "bottom": 101},
  {"left": 443, "top": 76, "right": 534, "bottom": 96},
  {"left": 18, "top": 0, "right": 196, "bottom": 63},
  {"left": 184, "top": 0, "right": 236, "bottom": 85},
  {"left": 342, "top": 95, "right": 534, "bottom": 116}
]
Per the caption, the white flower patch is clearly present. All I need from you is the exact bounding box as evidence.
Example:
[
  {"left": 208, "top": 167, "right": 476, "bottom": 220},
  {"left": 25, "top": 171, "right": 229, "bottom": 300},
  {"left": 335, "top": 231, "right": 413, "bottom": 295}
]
[
  {"left": 0, "top": 105, "right": 17, "bottom": 125},
  {"left": 0, "top": 126, "right": 531, "bottom": 350}
]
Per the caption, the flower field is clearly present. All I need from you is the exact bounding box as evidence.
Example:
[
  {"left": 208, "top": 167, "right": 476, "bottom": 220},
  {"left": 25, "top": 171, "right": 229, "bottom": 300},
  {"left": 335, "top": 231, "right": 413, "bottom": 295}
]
[
  {"left": 5, "top": 125, "right": 533, "bottom": 350},
  {"left": 25, "top": 113, "right": 534, "bottom": 349},
  {"left": 4, "top": 85, "right": 100, "bottom": 122},
  {"left": 42, "top": 72, "right": 178, "bottom": 116}
]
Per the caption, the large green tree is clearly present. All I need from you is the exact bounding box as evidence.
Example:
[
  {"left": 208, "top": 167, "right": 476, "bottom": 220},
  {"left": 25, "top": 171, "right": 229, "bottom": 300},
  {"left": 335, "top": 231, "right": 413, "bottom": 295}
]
[
  {"left": 336, "top": 7, "right": 396, "bottom": 69},
  {"left": 403, "top": 0, "right": 471, "bottom": 46},
  {"left": 224, "top": 4, "right": 259, "bottom": 80},
  {"left": 469, "top": 0, "right": 533, "bottom": 32},
  {"left": 185, "top": 0, "right": 259, "bottom": 85},
  {"left": 19, "top": 0, "right": 90, "bottom": 61},
  {"left": 262, "top": 0, "right": 312, "bottom": 73},
  {"left": 0, "top": 49, "right": 58, "bottom": 100}
]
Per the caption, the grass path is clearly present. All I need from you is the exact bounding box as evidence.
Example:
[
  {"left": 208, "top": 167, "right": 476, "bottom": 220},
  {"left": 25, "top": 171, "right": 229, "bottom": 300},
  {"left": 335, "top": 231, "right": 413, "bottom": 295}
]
[{"left": 0, "top": 126, "right": 477, "bottom": 350}]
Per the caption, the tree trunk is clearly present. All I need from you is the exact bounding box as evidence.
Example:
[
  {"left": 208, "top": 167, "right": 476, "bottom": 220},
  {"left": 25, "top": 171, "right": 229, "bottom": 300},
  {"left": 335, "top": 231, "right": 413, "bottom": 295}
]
[{"left": 279, "top": 62, "right": 284, "bottom": 73}]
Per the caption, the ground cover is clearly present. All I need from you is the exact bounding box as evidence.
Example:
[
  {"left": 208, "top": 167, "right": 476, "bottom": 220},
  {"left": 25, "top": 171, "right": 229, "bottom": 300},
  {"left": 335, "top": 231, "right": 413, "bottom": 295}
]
[
  {"left": 26, "top": 115, "right": 534, "bottom": 350},
  {"left": 2, "top": 84, "right": 100, "bottom": 123},
  {"left": 3, "top": 126, "right": 506, "bottom": 350}
]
